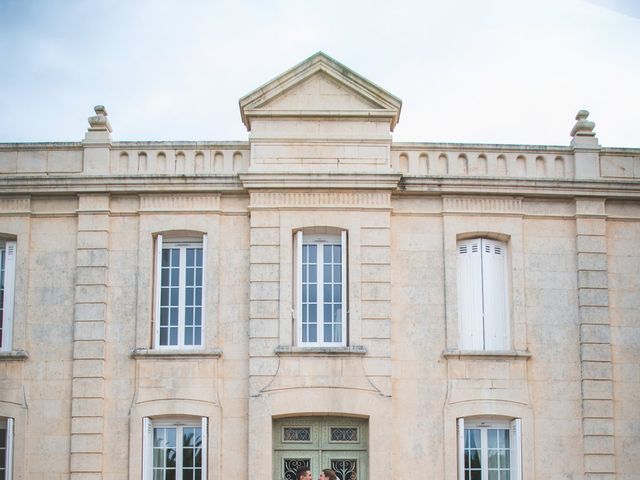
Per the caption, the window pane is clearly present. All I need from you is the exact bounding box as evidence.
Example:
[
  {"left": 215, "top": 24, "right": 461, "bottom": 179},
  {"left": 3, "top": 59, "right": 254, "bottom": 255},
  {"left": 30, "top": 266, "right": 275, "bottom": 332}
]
[
  {"left": 324, "top": 283, "right": 332, "bottom": 302},
  {"left": 169, "top": 327, "right": 178, "bottom": 345},
  {"left": 309, "top": 264, "right": 317, "bottom": 281},
  {"left": 488, "top": 429, "right": 497, "bottom": 448},
  {"left": 489, "top": 450, "right": 498, "bottom": 468},
  {"left": 467, "top": 429, "right": 480, "bottom": 449},
  {"left": 324, "top": 244, "right": 333, "bottom": 262},
  {"left": 308, "top": 245, "right": 316, "bottom": 263},
  {"left": 324, "top": 264, "right": 332, "bottom": 282},
  {"left": 160, "top": 308, "right": 169, "bottom": 326},
  {"left": 334, "top": 285, "right": 341, "bottom": 302}
]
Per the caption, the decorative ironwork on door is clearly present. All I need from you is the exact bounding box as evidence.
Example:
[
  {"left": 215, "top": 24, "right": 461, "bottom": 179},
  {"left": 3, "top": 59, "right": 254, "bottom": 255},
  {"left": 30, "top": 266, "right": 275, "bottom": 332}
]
[{"left": 331, "top": 459, "right": 358, "bottom": 480}]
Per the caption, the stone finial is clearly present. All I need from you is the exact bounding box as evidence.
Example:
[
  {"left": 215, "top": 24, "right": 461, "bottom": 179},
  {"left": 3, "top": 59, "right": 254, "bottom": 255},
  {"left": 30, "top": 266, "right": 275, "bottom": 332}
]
[
  {"left": 87, "top": 105, "right": 112, "bottom": 133},
  {"left": 570, "top": 109, "right": 595, "bottom": 138}
]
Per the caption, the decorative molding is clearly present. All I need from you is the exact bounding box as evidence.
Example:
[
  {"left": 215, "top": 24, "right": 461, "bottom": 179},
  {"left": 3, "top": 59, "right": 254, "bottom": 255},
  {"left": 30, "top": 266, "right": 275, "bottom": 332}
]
[
  {"left": 275, "top": 345, "right": 367, "bottom": 356},
  {"left": 140, "top": 194, "right": 221, "bottom": 212},
  {"left": 241, "top": 172, "right": 401, "bottom": 191},
  {"left": 0, "top": 349, "right": 29, "bottom": 361},
  {"left": 442, "top": 349, "right": 531, "bottom": 360},
  {"left": 250, "top": 191, "right": 390, "bottom": 208},
  {"left": 131, "top": 348, "right": 222, "bottom": 359},
  {"left": 0, "top": 196, "right": 30, "bottom": 214},
  {"left": 443, "top": 196, "right": 522, "bottom": 214}
]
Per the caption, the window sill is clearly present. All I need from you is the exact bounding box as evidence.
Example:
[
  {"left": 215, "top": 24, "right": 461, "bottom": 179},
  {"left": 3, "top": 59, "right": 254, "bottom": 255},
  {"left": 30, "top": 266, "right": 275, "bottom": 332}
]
[
  {"left": 131, "top": 348, "right": 222, "bottom": 359},
  {"left": 0, "top": 349, "right": 29, "bottom": 361},
  {"left": 442, "top": 349, "right": 531, "bottom": 360},
  {"left": 275, "top": 345, "right": 367, "bottom": 356}
]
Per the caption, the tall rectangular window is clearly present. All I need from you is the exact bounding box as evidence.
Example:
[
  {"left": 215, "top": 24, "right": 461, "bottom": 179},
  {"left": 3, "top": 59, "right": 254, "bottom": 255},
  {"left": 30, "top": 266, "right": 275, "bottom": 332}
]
[
  {"left": 0, "top": 417, "right": 13, "bottom": 480},
  {"left": 457, "top": 418, "right": 521, "bottom": 480},
  {"left": 143, "top": 417, "right": 207, "bottom": 480},
  {"left": 0, "top": 241, "right": 16, "bottom": 352},
  {"left": 296, "top": 230, "right": 347, "bottom": 346},
  {"left": 154, "top": 235, "right": 205, "bottom": 348},
  {"left": 457, "top": 238, "right": 509, "bottom": 350}
]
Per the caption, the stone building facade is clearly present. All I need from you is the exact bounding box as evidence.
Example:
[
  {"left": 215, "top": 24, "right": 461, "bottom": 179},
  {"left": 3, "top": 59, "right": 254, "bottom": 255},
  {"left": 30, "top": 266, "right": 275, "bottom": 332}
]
[{"left": 0, "top": 52, "right": 638, "bottom": 480}]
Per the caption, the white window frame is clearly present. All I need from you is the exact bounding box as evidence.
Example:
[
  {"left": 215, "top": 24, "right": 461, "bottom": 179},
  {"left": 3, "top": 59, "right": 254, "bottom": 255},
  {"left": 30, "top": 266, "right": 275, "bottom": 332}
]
[
  {"left": 457, "top": 417, "right": 522, "bottom": 480},
  {"left": 0, "top": 241, "right": 16, "bottom": 352},
  {"left": 295, "top": 230, "right": 348, "bottom": 347},
  {"left": 154, "top": 234, "right": 206, "bottom": 349},
  {"left": 142, "top": 416, "right": 207, "bottom": 480},
  {"left": 0, "top": 417, "right": 14, "bottom": 480},
  {"left": 457, "top": 238, "right": 510, "bottom": 351}
]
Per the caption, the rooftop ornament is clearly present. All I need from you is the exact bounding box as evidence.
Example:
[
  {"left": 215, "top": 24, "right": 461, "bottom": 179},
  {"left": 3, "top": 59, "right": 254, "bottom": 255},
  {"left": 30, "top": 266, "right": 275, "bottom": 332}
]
[
  {"left": 87, "top": 105, "right": 112, "bottom": 133},
  {"left": 570, "top": 109, "right": 595, "bottom": 138}
]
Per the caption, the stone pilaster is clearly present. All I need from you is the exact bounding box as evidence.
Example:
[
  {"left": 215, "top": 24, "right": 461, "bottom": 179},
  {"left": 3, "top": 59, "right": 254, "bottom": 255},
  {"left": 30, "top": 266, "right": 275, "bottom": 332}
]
[
  {"left": 576, "top": 199, "right": 615, "bottom": 479},
  {"left": 70, "top": 194, "right": 109, "bottom": 479}
]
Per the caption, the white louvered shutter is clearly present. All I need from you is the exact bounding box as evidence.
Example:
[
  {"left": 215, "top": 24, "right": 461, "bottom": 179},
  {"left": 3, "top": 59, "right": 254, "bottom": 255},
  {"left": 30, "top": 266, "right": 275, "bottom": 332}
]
[
  {"left": 2, "top": 241, "right": 16, "bottom": 351},
  {"left": 457, "top": 239, "right": 484, "bottom": 350},
  {"left": 295, "top": 231, "right": 303, "bottom": 344},
  {"left": 201, "top": 416, "right": 208, "bottom": 479},
  {"left": 457, "top": 418, "right": 465, "bottom": 480},
  {"left": 154, "top": 235, "right": 163, "bottom": 347},
  {"left": 5, "top": 417, "right": 13, "bottom": 480},
  {"left": 142, "top": 417, "right": 153, "bottom": 480},
  {"left": 510, "top": 418, "right": 522, "bottom": 480},
  {"left": 340, "top": 230, "right": 348, "bottom": 344},
  {"left": 481, "top": 239, "right": 509, "bottom": 350},
  {"left": 201, "top": 234, "right": 207, "bottom": 346}
]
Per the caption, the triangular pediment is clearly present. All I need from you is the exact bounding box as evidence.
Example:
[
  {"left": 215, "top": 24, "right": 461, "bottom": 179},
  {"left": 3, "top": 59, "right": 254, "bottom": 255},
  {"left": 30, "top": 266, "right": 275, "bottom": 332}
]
[
  {"left": 239, "top": 52, "right": 402, "bottom": 131},
  {"left": 260, "top": 71, "right": 381, "bottom": 111}
]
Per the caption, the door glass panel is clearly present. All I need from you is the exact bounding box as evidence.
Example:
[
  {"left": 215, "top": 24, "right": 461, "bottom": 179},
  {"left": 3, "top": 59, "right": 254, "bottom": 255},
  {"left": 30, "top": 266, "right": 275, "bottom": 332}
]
[
  {"left": 283, "top": 427, "right": 311, "bottom": 442},
  {"left": 330, "top": 427, "right": 358, "bottom": 442},
  {"left": 283, "top": 458, "right": 311, "bottom": 480}
]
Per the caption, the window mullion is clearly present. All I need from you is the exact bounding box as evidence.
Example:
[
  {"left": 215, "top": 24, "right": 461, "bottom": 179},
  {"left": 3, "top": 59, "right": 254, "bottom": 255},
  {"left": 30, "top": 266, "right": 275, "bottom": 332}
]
[
  {"left": 178, "top": 246, "right": 186, "bottom": 347},
  {"left": 317, "top": 242, "right": 324, "bottom": 345}
]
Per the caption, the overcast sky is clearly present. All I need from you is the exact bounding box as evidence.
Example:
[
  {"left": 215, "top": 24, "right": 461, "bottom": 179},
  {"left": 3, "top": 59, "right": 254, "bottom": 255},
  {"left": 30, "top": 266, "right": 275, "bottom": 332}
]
[{"left": 0, "top": 0, "right": 639, "bottom": 147}]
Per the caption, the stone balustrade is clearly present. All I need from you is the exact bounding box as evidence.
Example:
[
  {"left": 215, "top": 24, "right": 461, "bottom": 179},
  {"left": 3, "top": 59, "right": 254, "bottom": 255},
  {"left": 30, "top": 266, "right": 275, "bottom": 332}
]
[
  {"left": 1, "top": 141, "right": 638, "bottom": 181},
  {"left": 109, "top": 144, "right": 250, "bottom": 175},
  {"left": 391, "top": 144, "right": 576, "bottom": 178}
]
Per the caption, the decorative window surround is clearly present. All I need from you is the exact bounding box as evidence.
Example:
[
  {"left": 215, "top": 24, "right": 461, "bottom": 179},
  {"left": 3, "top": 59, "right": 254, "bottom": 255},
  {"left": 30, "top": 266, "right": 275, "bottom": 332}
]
[
  {"left": 142, "top": 417, "right": 207, "bottom": 480},
  {"left": 457, "top": 238, "right": 510, "bottom": 351},
  {"left": 295, "top": 230, "right": 348, "bottom": 347},
  {"left": 457, "top": 417, "right": 522, "bottom": 480},
  {"left": 154, "top": 234, "right": 206, "bottom": 349}
]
